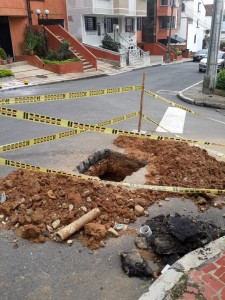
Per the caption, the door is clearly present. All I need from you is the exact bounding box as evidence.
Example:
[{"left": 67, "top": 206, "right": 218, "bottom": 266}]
[{"left": 0, "top": 16, "right": 13, "bottom": 56}]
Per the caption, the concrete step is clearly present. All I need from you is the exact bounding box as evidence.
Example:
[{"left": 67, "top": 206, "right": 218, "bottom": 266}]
[{"left": 84, "top": 67, "right": 96, "bottom": 72}]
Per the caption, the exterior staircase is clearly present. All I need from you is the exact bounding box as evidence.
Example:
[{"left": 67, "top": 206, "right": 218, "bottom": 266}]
[
  {"left": 45, "top": 25, "right": 97, "bottom": 72},
  {"left": 118, "top": 34, "right": 150, "bottom": 67}
]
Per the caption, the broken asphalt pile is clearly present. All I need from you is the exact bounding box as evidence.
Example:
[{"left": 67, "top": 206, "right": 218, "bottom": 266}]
[{"left": 0, "top": 136, "right": 224, "bottom": 249}]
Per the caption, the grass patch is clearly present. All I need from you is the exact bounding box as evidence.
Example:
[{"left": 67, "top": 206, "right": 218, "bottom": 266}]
[
  {"left": 42, "top": 58, "right": 80, "bottom": 65},
  {"left": 0, "top": 69, "right": 14, "bottom": 77}
]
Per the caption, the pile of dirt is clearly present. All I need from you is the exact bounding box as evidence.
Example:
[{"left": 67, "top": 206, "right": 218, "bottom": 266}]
[
  {"left": 0, "top": 136, "right": 224, "bottom": 248},
  {"left": 0, "top": 169, "right": 164, "bottom": 248}
]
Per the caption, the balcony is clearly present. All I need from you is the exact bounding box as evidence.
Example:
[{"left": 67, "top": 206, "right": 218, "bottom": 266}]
[
  {"left": 113, "top": 0, "right": 130, "bottom": 15},
  {"left": 136, "top": 0, "right": 147, "bottom": 16}
]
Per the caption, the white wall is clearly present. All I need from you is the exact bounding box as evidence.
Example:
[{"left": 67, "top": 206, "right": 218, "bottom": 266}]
[{"left": 176, "top": 0, "right": 208, "bottom": 51}]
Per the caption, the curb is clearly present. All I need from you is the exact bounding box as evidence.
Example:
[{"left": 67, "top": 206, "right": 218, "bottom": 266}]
[
  {"left": 0, "top": 59, "right": 191, "bottom": 92},
  {"left": 138, "top": 236, "right": 225, "bottom": 300},
  {"left": 178, "top": 80, "right": 225, "bottom": 109}
]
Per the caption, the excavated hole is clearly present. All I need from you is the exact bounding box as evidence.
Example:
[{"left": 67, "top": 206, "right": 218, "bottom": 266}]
[{"left": 78, "top": 150, "right": 146, "bottom": 182}]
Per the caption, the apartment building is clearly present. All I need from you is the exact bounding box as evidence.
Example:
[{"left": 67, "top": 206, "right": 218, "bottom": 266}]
[
  {"left": 0, "top": 0, "right": 67, "bottom": 57},
  {"left": 66, "top": 0, "right": 147, "bottom": 49},
  {"left": 176, "top": 0, "right": 209, "bottom": 52}
]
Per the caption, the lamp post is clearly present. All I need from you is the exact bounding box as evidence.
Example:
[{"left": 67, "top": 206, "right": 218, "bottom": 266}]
[
  {"left": 114, "top": 24, "right": 120, "bottom": 41},
  {"left": 165, "top": 0, "right": 175, "bottom": 63},
  {"left": 36, "top": 9, "right": 50, "bottom": 20}
]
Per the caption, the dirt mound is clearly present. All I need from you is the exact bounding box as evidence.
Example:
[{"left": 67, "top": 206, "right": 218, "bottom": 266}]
[{"left": 0, "top": 136, "right": 224, "bottom": 248}]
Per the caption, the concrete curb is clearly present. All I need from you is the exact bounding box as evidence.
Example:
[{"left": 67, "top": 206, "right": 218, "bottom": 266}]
[
  {"left": 0, "top": 59, "right": 191, "bottom": 92},
  {"left": 178, "top": 80, "right": 225, "bottom": 109},
  {"left": 138, "top": 236, "right": 225, "bottom": 300},
  {"left": 177, "top": 80, "right": 203, "bottom": 105}
]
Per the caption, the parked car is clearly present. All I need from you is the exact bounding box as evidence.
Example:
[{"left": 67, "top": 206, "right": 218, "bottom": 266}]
[
  {"left": 193, "top": 49, "right": 208, "bottom": 62},
  {"left": 199, "top": 51, "right": 225, "bottom": 72}
]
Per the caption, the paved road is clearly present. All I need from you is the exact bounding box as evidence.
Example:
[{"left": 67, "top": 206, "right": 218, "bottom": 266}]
[{"left": 0, "top": 62, "right": 225, "bottom": 300}]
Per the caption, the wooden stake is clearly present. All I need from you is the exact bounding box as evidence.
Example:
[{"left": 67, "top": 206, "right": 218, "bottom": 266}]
[{"left": 138, "top": 73, "right": 146, "bottom": 132}]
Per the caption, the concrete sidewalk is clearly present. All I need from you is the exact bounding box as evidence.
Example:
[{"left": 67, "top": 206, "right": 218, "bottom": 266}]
[{"left": 178, "top": 81, "right": 225, "bottom": 109}]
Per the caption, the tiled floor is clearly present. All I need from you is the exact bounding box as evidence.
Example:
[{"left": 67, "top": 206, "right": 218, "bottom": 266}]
[{"left": 176, "top": 252, "right": 225, "bottom": 300}]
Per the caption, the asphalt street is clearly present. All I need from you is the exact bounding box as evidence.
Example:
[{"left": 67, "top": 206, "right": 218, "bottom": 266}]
[{"left": 0, "top": 62, "right": 225, "bottom": 300}]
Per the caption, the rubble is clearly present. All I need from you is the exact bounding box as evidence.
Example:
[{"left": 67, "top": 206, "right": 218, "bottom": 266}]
[
  {"left": 120, "top": 251, "right": 153, "bottom": 278},
  {"left": 145, "top": 214, "right": 225, "bottom": 264}
]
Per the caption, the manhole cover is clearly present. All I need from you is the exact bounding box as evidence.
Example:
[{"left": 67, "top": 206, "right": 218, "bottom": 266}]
[
  {"left": 36, "top": 75, "right": 48, "bottom": 78},
  {"left": 156, "top": 90, "right": 180, "bottom": 95},
  {"left": 77, "top": 149, "right": 146, "bottom": 182}
]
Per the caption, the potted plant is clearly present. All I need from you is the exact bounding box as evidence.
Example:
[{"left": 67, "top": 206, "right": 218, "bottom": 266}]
[
  {"left": 24, "top": 30, "right": 38, "bottom": 55},
  {"left": 0, "top": 48, "right": 8, "bottom": 64},
  {"left": 7, "top": 55, "right": 13, "bottom": 64}
]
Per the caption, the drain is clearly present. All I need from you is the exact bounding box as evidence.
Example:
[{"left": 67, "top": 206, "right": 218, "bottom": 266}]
[
  {"left": 36, "top": 75, "right": 48, "bottom": 78},
  {"left": 77, "top": 150, "right": 146, "bottom": 182}
]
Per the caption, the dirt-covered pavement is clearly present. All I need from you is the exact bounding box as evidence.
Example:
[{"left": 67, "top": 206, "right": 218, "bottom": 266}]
[{"left": 0, "top": 137, "right": 224, "bottom": 250}]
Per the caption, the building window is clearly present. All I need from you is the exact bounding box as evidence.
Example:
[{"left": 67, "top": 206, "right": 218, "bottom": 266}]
[
  {"left": 84, "top": 16, "right": 97, "bottom": 31},
  {"left": 106, "top": 18, "right": 119, "bottom": 33},
  {"left": 125, "top": 18, "right": 134, "bottom": 32},
  {"left": 137, "top": 17, "right": 142, "bottom": 30},
  {"left": 160, "top": 0, "right": 170, "bottom": 6},
  {"left": 198, "top": 2, "right": 201, "bottom": 12},
  {"left": 194, "top": 34, "right": 196, "bottom": 43},
  {"left": 159, "top": 16, "right": 175, "bottom": 29},
  {"left": 181, "top": 3, "right": 185, "bottom": 11},
  {"left": 197, "top": 19, "right": 199, "bottom": 28}
]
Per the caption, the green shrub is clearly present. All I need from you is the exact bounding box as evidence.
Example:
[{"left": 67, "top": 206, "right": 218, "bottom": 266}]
[
  {"left": 42, "top": 58, "right": 79, "bottom": 64},
  {"left": 216, "top": 69, "right": 225, "bottom": 90},
  {"left": 45, "top": 41, "right": 71, "bottom": 61},
  {"left": 24, "top": 27, "right": 47, "bottom": 56},
  {"left": 0, "top": 69, "right": 14, "bottom": 77},
  {"left": 0, "top": 48, "right": 7, "bottom": 60},
  {"left": 101, "top": 34, "right": 121, "bottom": 52}
]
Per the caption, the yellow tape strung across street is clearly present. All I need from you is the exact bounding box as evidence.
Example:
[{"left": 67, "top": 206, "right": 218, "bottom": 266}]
[
  {"left": 144, "top": 89, "right": 201, "bottom": 115},
  {"left": 0, "top": 85, "right": 142, "bottom": 106},
  {"left": 0, "top": 111, "right": 139, "bottom": 153},
  {"left": 1, "top": 106, "right": 224, "bottom": 147},
  {"left": 145, "top": 89, "right": 225, "bottom": 125},
  {"left": 1, "top": 157, "right": 225, "bottom": 194},
  {"left": 141, "top": 113, "right": 181, "bottom": 138}
]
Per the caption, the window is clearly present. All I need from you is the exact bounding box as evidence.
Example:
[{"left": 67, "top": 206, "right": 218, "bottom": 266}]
[
  {"left": 137, "top": 17, "right": 142, "bottom": 30},
  {"left": 197, "top": 19, "right": 199, "bottom": 28},
  {"left": 198, "top": 2, "right": 201, "bottom": 12},
  {"left": 160, "top": 0, "right": 170, "bottom": 5},
  {"left": 125, "top": 18, "right": 134, "bottom": 32},
  {"left": 106, "top": 18, "right": 119, "bottom": 33},
  {"left": 194, "top": 34, "right": 196, "bottom": 43},
  {"left": 84, "top": 16, "right": 97, "bottom": 31},
  {"left": 181, "top": 3, "right": 185, "bottom": 12},
  {"left": 159, "top": 16, "right": 175, "bottom": 29}
]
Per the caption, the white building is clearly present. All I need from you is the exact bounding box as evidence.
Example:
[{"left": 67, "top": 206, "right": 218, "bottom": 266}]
[
  {"left": 66, "top": 0, "right": 147, "bottom": 48},
  {"left": 176, "top": 0, "right": 210, "bottom": 52}
]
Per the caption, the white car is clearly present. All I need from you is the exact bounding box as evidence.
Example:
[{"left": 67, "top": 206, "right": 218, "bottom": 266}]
[{"left": 199, "top": 51, "right": 225, "bottom": 72}]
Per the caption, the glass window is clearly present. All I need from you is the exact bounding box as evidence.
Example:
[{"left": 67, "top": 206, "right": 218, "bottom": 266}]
[
  {"left": 125, "top": 18, "right": 134, "bottom": 32},
  {"left": 106, "top": 18, "right": 119, "bottom": 33},
  {"left": 159, "top": 16, "right": 175, "bottom": 29},
  {"left": 137, "top": 17, "right": 142, "bottom": 30},
  {"left": 84, "top": 16, "right": 97, "bottom": 31},
  {"left": 160, "top": 0, "right": 170, "bottom": 5}
]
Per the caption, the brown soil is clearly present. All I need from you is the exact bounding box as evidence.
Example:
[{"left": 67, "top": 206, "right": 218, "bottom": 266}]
[{"left": 0, "top": 136, "right": 224, "bottom": 249}]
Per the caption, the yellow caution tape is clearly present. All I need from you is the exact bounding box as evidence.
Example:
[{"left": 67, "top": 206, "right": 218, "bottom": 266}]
[
  {"left": 144, "top": 89, "right": 200, "bottom": 115},
  {"left": 1, "top": 106, "right": 224, "bottom": 147},
  {"left": 0, "top": 157, "right": 224, "bottom": 194},
  {"left": 0, "top": 85, "right": 142, "bottom": 106},
  {"left": 0, "top": 111, "right": 139, "bottom": 153}
]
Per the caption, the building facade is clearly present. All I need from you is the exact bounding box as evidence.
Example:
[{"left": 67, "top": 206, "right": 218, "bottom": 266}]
[
  {"left": 0, "top": 0, "right": 67, "bottom": 57},
  {"left": 176, "top": 0, "right": 209, "bottom": 52},
  {"left": 66, "top": 0, "right": 147, "bottom": 49}
]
